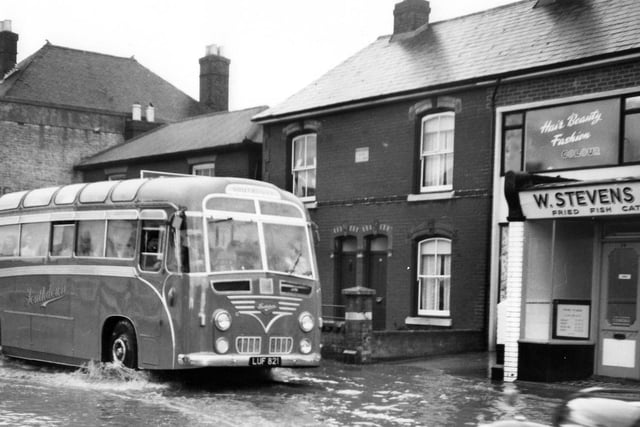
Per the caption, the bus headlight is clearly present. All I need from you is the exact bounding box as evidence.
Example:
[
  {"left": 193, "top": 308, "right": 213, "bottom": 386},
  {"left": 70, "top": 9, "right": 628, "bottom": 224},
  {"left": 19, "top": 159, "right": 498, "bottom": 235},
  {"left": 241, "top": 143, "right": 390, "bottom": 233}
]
[
  {"left": 299, "top": 338, "right": 312, "bottom": 354},
  {"left": 214, "top": 310, "right": 232, "bottom": 331},
  {"left": 215, "top": 337, "right": 230, "bottom": 354},
  {"left": 298, "top": 312, "right": 314, "bottom": 332}
]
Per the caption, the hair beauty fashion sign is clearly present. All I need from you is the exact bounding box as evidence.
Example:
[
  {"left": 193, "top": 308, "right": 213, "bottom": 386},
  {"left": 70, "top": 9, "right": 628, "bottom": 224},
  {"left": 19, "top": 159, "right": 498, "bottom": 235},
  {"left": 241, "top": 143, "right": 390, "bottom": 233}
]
[{"left": 519, "top": 181, "right": 640, "bottom": 219}]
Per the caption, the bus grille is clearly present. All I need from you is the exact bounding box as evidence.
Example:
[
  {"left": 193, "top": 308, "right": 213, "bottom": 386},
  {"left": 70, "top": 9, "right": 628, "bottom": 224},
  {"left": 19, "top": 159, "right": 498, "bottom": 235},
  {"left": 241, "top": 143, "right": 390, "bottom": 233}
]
[
  {"left": 236, "top": 336, "right": 261, "bottom": 354},
  {"left": 269, "top": 337, "right": 293, "bottom": 354}
]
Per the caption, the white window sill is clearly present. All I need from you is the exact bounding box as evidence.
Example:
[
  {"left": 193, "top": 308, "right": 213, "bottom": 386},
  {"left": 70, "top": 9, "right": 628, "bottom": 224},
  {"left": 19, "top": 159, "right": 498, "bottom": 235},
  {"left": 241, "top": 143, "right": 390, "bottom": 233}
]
[
  {"left": 405, "top": 316, "right": 452, "bottom": 327},
  {"left": 407, "top": 191, "right": 455, "bottom": 202}
]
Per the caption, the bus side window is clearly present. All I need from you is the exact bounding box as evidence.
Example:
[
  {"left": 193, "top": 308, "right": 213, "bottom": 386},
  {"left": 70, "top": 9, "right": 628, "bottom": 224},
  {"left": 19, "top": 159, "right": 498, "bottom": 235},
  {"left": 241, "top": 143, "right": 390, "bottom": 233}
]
[
  {"left": 51, "top": 223, "right": 74, "bottom": 257},
  {"left": 106, "top": 220, "right": 136, "bottom": 259},
  {"left": 140, "top": 221, "right": 164, "bottom": 271},
  {"left": 77, "top": 220, "right": 106, "bottom": 257},
  {"left": 0, "top": 224, "right": 19, "bottom": 257},
  {"left": 21, "top": 222, "right": 50, "bottom": 257}
]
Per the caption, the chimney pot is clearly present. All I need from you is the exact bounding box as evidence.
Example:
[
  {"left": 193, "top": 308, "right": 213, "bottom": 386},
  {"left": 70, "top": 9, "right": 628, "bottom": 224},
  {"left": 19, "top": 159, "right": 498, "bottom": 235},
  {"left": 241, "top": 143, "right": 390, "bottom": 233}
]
[
  {"left": 1, "top": 20, "right": 12, "bottom": 32},
  {"left": 393, "top": 0, "right": 431, "bottom": 35},
  {"left": 146, "top": 103, "right": 155, "bottom": 122},
  {"left": 132, "top": 103, "right": 141, "bottom": 121}
]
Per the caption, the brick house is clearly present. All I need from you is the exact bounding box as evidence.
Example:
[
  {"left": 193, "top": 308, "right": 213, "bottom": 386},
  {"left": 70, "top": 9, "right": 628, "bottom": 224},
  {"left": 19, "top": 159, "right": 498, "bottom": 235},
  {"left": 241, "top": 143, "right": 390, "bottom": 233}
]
[
  {"left": 0, "top": 20, "right": 211, "bottom": 193},
  {"left": 254, "top": 0, "right": 640, "bottom": 367}
]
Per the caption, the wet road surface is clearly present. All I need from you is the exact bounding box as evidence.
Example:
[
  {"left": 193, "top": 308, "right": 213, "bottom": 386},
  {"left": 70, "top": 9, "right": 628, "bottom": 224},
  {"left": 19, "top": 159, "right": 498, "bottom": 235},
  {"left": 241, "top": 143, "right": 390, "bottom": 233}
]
[{"left": 0, "top": 352, "right": 575, "bottom": 426}]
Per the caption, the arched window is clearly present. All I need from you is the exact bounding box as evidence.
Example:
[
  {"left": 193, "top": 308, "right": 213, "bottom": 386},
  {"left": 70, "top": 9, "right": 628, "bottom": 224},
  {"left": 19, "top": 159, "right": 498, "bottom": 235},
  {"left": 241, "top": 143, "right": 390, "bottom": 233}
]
[
  {"left": 417, "top": 237, "right": 451, "bottom": 316},
  {"left": 420, "top": 112, "right": 454, "bottom": 192}
]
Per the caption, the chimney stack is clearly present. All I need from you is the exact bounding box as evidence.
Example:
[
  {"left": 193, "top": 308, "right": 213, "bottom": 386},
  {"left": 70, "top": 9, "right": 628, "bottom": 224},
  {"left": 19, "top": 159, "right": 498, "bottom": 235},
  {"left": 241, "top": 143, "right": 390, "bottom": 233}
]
[
  {"left": 393, "top": 0, "right": 431, "bottom": 35},
  {"left": 0, "top": 20, "right": 18, "bottom": 77},
  {"left": 132, "top": 102, "right": 141, "bottom": 121},
  {"left": 146, "top": 103, "right": 155, "bottom": 122},
  {"left": 199, "top": 44, "right": 229, "bottom": 112}
]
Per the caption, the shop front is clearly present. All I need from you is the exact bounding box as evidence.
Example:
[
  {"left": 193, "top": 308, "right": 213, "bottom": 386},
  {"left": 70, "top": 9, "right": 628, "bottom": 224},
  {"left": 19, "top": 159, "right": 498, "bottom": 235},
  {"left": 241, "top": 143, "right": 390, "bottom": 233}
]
[
  {"left": 494, "top": 91, "right": 640, "bottom": 382},
  {"left": 505, "top": 176, "right": 640, "bottom": 381}
]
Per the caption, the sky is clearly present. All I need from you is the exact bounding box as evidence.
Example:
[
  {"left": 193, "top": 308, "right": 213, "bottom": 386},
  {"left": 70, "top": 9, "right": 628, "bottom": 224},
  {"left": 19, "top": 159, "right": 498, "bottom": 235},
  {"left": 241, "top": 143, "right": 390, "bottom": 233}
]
[{"left": 3, "top": 0, "right": 518, "bottom": 111}]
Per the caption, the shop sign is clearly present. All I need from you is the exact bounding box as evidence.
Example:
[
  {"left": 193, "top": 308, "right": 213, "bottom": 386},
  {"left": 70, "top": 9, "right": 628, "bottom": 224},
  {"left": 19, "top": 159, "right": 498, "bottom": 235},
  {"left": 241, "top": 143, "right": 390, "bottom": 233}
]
[
  {"left": 524, "top": 99, "right": 620, "bottom": 171},
  {"left": 519, "top": 181, "right": 640, "bottom": 219}
]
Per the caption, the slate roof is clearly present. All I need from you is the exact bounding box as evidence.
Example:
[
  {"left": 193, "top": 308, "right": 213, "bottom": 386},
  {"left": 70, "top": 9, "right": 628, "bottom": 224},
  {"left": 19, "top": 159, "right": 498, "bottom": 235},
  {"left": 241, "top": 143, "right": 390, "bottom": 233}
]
[
  {"left": 254, "top": 0, "right": 640, "bottom": 121},
  {"left": 76, "top": 106, "right": 267, "bottom": 168},
  {"left": 0, "top": 43, "right": 204, "bottom": 121}
]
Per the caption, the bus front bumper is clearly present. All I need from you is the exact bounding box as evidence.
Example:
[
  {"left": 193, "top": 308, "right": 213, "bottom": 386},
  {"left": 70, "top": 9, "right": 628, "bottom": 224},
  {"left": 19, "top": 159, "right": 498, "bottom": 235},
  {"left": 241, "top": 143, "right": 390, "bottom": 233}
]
[{"left": 177, "top": 352, "right": 321, "bottom": 368}]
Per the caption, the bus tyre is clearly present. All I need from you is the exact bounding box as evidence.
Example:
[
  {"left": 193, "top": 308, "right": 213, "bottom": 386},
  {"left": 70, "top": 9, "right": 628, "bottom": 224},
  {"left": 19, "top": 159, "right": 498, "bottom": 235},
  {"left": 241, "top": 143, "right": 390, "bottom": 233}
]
[{"left": 109, "top": 320, "right": 138, "bottom": 369}]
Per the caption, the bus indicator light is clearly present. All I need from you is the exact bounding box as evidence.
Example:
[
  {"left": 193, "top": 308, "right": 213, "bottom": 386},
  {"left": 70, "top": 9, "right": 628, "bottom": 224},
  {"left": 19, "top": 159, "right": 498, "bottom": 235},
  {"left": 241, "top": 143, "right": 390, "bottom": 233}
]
[
  {"left": 215, "top": 337, "right": 230, "bottom": 354},
  {"left": 299, "top": 338, "right": 312, "bottom": 354}
]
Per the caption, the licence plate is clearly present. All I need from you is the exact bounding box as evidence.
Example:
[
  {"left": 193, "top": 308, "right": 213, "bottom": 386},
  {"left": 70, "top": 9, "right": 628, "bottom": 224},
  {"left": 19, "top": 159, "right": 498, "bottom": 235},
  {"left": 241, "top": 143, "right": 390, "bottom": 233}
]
[{"left": 249, "top": 356, "right": 281, "bottom": 367}]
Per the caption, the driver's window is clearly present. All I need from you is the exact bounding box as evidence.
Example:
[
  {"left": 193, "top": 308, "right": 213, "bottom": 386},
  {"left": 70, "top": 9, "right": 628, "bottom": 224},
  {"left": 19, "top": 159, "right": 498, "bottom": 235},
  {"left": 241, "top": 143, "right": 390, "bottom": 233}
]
[{"left": 140, "top": 221, "right": 164, "bottom": 271}]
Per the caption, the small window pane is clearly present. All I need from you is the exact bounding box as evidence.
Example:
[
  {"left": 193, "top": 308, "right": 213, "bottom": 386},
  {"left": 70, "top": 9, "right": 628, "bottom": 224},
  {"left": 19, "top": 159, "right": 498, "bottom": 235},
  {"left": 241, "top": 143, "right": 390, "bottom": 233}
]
[
  {"left": 626, "top": 96, "right": 640, "bottom": 110},
  {"left": 21, "top": 223, "right": 50, "bottom": 257},
  {"left": 106, "top": 220, "right": 136, "bottom": 258},
  {"left": 23, "top": 187, "right": 58, "bottom": 208},
  {"left": 77, "top": 221, "right": 105, "bottom": 257},
  {"left": 505, "top": 113, "right": 523, "bottom": 127},
  {"left": 260, "top": 201, "right": 303, "bottom": 218},
  {"left": 624, "top": 113, "right": 640, "bottom": 163},
  {"left": 51, "top": 223, "right": 74, "bottom": 257},
  {"left": 54, "top": 183, "right": 85, "bottom": 205},
  {"left": 206, "top": 197, "right": 256, "bottom": 213},
  {"left": 0, "top": 225, "right": 19, "bottom": 256},
  {"left": 503, "top": 129, "right": 523, "bottom": 173},
  {"left": 305, "top": 135, "right": 316, "bottom": 167}
]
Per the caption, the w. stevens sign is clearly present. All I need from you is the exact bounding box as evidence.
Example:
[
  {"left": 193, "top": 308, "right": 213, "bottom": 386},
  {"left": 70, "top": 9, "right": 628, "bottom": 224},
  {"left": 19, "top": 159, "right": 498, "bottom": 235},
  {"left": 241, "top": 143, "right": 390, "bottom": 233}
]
[
  {"left": 524, "top": 99, "right": 619, "bottom": 172},
  {"left": 519, "top": 181, "right": 640, "bottom": 219}
]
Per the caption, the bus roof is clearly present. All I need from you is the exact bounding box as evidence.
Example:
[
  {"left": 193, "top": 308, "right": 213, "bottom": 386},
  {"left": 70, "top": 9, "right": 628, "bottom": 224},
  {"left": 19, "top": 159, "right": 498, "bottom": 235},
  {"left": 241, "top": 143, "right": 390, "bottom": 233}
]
[{"left": 0, "top": 177, "right": 304, "bottom": 213}]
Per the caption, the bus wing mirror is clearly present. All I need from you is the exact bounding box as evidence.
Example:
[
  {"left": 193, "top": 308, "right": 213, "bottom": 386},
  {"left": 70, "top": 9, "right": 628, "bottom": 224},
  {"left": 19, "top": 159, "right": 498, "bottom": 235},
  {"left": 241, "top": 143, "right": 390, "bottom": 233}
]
[
  {"left": 170, "top": 211, "right": 184, "bottom": 230},
  {"left": 311, "top": 222, "right": 320, "bottom": 246}
]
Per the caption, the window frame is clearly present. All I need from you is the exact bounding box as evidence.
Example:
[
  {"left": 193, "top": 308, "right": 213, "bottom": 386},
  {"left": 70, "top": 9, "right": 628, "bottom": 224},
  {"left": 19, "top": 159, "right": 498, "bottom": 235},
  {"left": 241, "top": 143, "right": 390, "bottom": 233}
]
[
  {"left": 417, "top": 237, "right": 451, "bottom": 317},
  {"left": 419, "top": 112, "right": 455, "bottom": 193},
  {"left": 192, "top": 162, "right": 216, "bottom": 177},
  {"left": 291, "top": 133, "right": 317, "bottom": 202}
]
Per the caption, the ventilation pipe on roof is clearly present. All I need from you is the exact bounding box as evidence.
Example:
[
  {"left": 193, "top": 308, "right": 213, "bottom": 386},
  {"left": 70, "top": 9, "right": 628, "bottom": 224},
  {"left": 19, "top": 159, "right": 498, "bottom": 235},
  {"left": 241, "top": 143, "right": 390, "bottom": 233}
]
[
  {"left": 132, "top": 102, "right": 142, "bottom": 121},
  {"left": 199, "top": 43, "right": 230, "bottom": 112},
  {"left": 393, "top": 0, "right": 430, "bottom": 35},
  {"left": 146, "top": 103, "right": 155, "bottom": 122},
  {"left": 0, "top": 19, "right": 18, "bottom": 78}
]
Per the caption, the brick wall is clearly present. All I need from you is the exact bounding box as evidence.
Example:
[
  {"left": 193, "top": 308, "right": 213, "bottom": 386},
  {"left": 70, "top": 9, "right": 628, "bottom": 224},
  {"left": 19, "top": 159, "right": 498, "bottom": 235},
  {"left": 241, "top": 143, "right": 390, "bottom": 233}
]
[
  {"left": 264, "top": 87, "right": 494, "bottom": 333},
  {"left": 0, "top": 100, "right": 124, "bottom": 193}
]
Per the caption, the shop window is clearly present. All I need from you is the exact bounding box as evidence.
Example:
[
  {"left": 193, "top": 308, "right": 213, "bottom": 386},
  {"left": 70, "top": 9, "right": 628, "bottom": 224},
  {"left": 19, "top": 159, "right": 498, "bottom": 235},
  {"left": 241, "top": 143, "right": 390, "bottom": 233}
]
[
  {"left": 291, "top": 134, "right": 316, "bottom": 201},
  {"left": 107, "top": 173, "right": 126, "bottom": 181},
  {"left": 192, "top": 163, "right": 215, "bottom": 177},
  {"left": 22, "top": 223, "right": 49, "bottom": 257},
  {"left": 501, "top": 95, "right": 640, "bottom": 174},
  {"left": 623, "top": 95, "right": 640, "bottom": 163},
  {"left": 76, "top": 220, "right": 106, "bottom": 257},
  {"left": 417, "top": 237, "right": 451, "bottom": 316},
  {"left": 420, "top": 112, "right": 454, "bottom": 192}
]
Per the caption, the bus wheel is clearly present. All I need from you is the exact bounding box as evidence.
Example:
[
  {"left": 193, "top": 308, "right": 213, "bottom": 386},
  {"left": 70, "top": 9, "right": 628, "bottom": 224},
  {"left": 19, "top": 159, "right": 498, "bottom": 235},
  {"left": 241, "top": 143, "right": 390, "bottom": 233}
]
[{"left": 108, "top": 320, "right": 138, "bottom": 369}]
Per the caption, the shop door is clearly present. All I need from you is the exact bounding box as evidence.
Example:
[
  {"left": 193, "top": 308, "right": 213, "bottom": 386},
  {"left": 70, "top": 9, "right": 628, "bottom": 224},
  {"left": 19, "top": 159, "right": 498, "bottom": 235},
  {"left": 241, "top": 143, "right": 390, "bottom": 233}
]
[{"left": 597, "top": 242, "right": 640, "bottom": 379}]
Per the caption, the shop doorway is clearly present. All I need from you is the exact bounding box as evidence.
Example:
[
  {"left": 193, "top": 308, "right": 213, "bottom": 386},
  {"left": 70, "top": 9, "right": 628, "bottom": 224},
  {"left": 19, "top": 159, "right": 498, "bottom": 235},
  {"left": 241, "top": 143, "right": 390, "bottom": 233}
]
[{"left": 597, "top": 241, "right": 640, "bottom": 379}]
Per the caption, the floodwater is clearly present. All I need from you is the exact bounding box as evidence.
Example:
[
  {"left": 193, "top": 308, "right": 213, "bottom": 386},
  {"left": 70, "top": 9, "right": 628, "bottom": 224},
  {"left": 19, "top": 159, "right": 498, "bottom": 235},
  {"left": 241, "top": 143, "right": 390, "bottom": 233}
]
[{"left": 0, "top": 353, "right": 570, "bottom": 426}]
